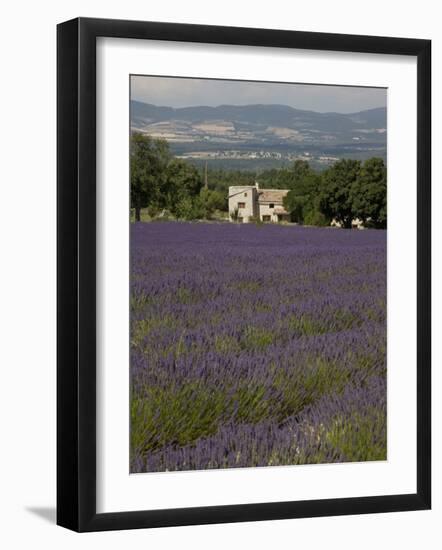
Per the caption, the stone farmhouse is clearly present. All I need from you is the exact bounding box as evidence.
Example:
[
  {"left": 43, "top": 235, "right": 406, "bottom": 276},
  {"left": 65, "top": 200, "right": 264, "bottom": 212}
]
[{"left": 228, "top": 183, "right": 290, "bottom": 223}]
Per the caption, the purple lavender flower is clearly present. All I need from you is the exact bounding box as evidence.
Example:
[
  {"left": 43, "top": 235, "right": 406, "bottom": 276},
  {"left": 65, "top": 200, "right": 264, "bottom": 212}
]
[{"left": 130, "top": 222, "right": 386, "bottom": 472}]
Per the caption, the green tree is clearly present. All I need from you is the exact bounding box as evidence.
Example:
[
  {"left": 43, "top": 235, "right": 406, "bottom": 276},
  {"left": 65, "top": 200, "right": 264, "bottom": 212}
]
[
  {"left": 130, "top": 133, "right": 170, "bottom": 221},
  {"left": 283, "top": 162, "right": 325, "bottom": 224},
  {"left": 259, "top": 161, "right": 312, "bottom": 191},
  {"left": 198, "top": 188, "right": 227, "bottom": 218},
  {"left": 206, "top": 168, "right": 256, "bottom": 194},
  {"left": 173, "top": 196, "right": 200, "bottom": 220},
  {"left": 164, "top": 159, "right": 203, "bottom": 215},
  {"left": 350, "top": 158, "right": 387, "bottom": 228},
  {"left": 291, "top": 160, "right": 312, "bottom": 184},
  {"left": 303, "top": 209, "right": 329, "bottom": 227},
  {"left": 320, "top": 159, "right": 361, "bottom": 228},
  {"left": 259, "top": 167, "right": 292, "bottom": 189}
]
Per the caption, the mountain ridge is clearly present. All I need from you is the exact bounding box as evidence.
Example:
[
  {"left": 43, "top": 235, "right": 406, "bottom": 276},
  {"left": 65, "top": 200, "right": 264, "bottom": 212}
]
[
  {"left": 131, "top": 99, "right": 386, "bottom": 117},
  {"left": 130, "top": 100, "right": 387, "bottom": 169},
  {"left": 131, "top": 100, "right": 386, "bottom": 126}
]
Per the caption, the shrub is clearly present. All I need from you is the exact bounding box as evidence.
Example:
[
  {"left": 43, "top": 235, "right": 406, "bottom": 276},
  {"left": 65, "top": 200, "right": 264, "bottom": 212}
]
[{"left": 304, "top": 209, "right": 330, "bottom": 227}]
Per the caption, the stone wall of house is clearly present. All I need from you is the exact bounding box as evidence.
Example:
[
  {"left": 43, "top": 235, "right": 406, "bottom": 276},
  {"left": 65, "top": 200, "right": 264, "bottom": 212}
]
[
  {"left": 228, "top": 185, "right": 292, "bottom": 223},
  {"left": 258, "top": 203, "right": 279, "bottom": 222},
  {"left": 228, "top": 186, "right": 257, "bottom": 222}
]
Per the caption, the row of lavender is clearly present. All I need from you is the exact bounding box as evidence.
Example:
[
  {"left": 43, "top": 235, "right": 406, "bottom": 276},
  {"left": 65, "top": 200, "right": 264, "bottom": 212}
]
[{"left": 130, "top": 222, "right": 386, "bottom": 472}]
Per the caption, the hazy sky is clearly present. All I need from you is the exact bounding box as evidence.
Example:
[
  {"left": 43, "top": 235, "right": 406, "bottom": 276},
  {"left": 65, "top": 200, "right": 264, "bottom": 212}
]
[{"left": 131, "top": 75, "right": 386, "bottom": 114}]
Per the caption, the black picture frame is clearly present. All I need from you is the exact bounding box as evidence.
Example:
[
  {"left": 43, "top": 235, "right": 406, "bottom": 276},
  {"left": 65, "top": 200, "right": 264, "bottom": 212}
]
[{"left": 57, "top": 17, "right": 431, "bottom": 532}]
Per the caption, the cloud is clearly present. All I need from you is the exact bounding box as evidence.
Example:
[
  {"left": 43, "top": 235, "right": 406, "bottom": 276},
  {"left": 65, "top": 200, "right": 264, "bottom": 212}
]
[{"left": 131, "top": 75, "right": 386, "bottom": 114}]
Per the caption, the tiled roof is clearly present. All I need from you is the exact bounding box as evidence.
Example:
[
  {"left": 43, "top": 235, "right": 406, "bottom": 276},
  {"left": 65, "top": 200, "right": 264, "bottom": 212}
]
[{"left": 257, "top": 189, "right": 289, "bottom": 203}]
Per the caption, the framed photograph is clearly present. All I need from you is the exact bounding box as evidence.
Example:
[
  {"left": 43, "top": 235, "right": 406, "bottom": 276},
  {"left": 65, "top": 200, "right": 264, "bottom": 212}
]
[{"left": 57, "top": 17, "right": 431, "bottom": 532}]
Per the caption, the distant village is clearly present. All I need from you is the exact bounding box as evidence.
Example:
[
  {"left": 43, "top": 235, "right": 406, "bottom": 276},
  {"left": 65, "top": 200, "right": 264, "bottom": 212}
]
[{"left": 177, "top": 150, "right": 339, "bottom": 166}]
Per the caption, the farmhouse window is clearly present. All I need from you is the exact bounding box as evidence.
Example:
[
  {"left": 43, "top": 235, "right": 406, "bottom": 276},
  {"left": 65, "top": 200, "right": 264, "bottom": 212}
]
[
  {"left": 244, "top": 192, "right": 247, "bottom": 197},
  {"left": 269, "top": 203, "right": 275, "bottom": 208},
  {"left": 238, "top": 202, "right": 246, "bottom": 208},
  {"left": 262, "top": 215, "right": 271, "bottom": 222}
]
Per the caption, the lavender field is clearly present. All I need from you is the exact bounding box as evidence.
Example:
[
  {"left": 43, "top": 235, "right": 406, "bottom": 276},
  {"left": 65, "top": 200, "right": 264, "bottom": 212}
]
[{"left": 130, "top": 222, "right": 386, "bottom": 473}]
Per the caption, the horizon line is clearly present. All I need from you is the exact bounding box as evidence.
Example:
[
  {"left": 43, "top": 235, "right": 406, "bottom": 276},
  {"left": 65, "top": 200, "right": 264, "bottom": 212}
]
[{"left": 131, "top": 99, "right": 387, "bottom": 116}]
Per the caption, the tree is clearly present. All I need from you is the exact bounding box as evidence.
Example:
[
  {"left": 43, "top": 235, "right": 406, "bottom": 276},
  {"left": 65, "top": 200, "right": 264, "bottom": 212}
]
[
  {"left": 283, "top": 192, "right": 306, "bottom": 223},
  {"left": 303, "top": 209, "right": 329, "bottom": 227},
  {"left": 164, "top": 159, "right": 203, "bottom": 216},
  {"left": 130, "top": 133, "right": 170, "bottom": 221},
  {"left": 173, "top": 196, "right": 202, "bottom": 220},
  {"left": 206, "top": 168, "right": 256, "bottom": 195},
  {"left": 283, "top": 162, "right": 325, "bottom": 224},
  {"left": 319, "top": 159, "right": 361, "bottom": 228},
  {"left": 198, "top": 188, "right": 227, "bottom": 218},
  {"left": 291, "top": 160, "right": 312, "bottom": 184},
  {"left": 350, "top": 158, "right": 387, "bottom": 228},
  {"left": 259, "top": 160, "right": 313, "bottom": 191}
]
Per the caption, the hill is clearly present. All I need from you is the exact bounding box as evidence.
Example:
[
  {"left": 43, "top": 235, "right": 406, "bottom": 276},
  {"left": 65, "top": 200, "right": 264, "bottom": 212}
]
[{"left": 130, "top": 100, "right": 387, "bottom": 169}]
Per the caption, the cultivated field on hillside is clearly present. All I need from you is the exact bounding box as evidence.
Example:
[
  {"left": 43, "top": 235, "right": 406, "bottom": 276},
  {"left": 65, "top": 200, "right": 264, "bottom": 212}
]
[{"left": 130, "top": 222, "right": 386, "bottom": 473}]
